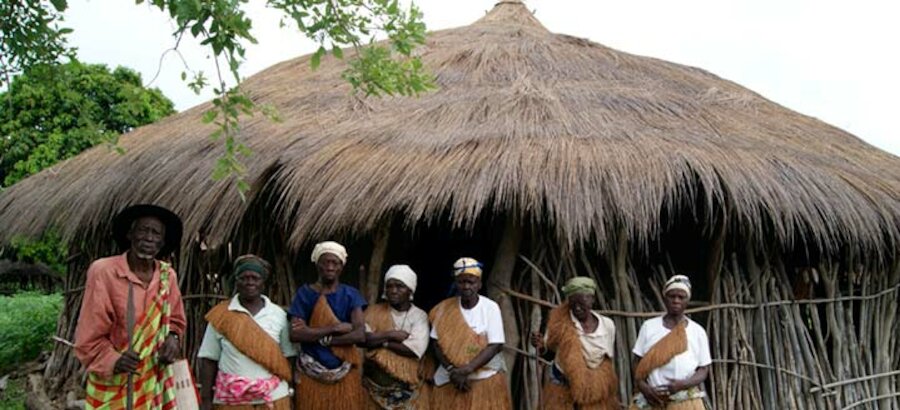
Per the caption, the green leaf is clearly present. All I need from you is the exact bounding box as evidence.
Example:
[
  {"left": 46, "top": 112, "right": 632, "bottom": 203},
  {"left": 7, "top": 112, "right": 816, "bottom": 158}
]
[
  {"left": 332, "top": 43, "right": 343, "bottom": 59},
  {"left": 49, "top": 0, "right": 68, "bottom": 12},
  {"left": 311, "top": 46, "right": 326, "bottom": 70},
  {"left": 202, "top": 109, "right": 218, "bottom": 123}
]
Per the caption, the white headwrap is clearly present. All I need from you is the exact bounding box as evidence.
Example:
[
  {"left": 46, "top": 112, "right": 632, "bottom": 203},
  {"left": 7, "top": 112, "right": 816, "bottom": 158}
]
[
  {"left": 311, "top": 241, "right": 348, "bottom": 265},
  {"left": 384, "top": 265, "right": 418, "bottom": 300},
  {"left": 663, "top": 274, "right": 692, "bottom": 299}
]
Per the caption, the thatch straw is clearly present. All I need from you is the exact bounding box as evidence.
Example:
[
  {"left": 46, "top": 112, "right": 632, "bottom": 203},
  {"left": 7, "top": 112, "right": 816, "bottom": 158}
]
[{"left": 1, "top": 1, "right": 898, "bottom": 265}]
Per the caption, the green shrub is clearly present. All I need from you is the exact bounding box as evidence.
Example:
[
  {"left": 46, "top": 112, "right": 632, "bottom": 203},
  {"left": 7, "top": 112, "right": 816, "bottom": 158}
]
[
  {"left": 0, "top": 292, "right": 62, "bottom": 373},
  {"left": 9, "top": 230, "right": 67, "bottom": 275},
  {"left": 0, "top": 376, "right": 26, "bottom": 409}
]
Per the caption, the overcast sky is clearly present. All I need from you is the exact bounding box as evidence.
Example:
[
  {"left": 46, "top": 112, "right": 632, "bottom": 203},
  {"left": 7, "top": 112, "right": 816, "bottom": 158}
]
[{"left": 64, "top": 0, "right": 899, "bottom": 156}]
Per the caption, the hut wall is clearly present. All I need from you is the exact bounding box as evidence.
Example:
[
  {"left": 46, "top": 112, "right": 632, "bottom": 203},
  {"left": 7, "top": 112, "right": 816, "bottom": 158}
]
[
  {"left": 44, "top": 215, "right": 900, "bottom": 409},
  {"left": 504, "top": 228, "right": 900, "bottom": 410}
]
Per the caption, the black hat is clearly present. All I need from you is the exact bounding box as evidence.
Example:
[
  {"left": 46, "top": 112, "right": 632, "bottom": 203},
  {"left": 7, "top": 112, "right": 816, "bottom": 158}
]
[{"left": 112, "top": 204, "right": 183, "bottom": 257}]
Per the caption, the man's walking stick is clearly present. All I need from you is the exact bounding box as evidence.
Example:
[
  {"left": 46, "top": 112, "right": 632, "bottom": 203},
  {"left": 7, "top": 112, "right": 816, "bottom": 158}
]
[{"left": 126, "top": 281, "right": 135, "bottom": 410}]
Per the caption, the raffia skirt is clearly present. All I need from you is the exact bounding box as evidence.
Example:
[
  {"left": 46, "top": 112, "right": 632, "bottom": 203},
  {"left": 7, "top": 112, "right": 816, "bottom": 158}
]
[
  {"left": 628, "top": 398, "right": 706, "bottom": 410},
  {"left": 541, "top": 381, "right": 618, "bottom": 410},
  {"left": 296, "top": 367, "right": 365, "bottom": 410},
  {"left": 430, "top": 373, "right": 511, "bottom": 410}
]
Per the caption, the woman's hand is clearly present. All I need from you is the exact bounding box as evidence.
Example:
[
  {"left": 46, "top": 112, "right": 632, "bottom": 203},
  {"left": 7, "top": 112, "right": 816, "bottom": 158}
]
[
  {"left": 388, "top": 330, "right": 410, "bottom": 343},
  {"left": 637, "top": 379, "right": 667, "bottom": 407},
  {"left": 663, "top": 377, "right": 688, "bottom": 394},
  {"left": 449, "top": 366, "right": 472, "bottom": 391}
]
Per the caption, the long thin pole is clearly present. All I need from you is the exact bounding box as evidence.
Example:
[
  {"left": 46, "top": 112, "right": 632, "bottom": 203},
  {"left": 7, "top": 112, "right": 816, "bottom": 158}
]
[{"left": 126, "top": 281, "right": 135, "bottom": 410}]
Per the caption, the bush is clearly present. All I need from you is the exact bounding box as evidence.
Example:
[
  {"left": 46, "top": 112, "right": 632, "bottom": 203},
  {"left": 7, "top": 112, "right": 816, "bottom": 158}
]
[{"left": 0, "top": 292, "right": 61, "bottom": 373}]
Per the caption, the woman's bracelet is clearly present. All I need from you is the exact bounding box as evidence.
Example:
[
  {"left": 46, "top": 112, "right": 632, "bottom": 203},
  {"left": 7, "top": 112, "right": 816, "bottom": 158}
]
[{"left": 319, "top": 335, "right": 332, "bottom": 347}]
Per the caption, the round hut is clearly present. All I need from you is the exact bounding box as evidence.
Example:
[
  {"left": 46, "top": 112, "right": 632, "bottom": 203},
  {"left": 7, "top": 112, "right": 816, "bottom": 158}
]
[{"left": 1, "top": 1, "right": 899, "bottom": 408}]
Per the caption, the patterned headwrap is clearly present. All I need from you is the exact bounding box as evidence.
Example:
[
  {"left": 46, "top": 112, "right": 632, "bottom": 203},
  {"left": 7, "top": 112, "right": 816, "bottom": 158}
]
[
  {"left": 311, "top": 241, "right": 348, "bottom": 264},
  {"left": 561, "top": 276, "right": 598, "bottom": 297},
  {"left": 452, "top": 257, "right": 483, "bottom": 277},
  {"left": 229, "top": 255, "right": 271, "bottom": 289},
  {"left": 663, "top": 274, "right": 692, "bottom": 299}
]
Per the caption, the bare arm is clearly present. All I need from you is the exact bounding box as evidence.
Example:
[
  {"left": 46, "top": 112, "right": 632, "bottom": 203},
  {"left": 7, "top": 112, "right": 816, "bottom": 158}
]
[
  {"left": 198, "top": 358, "right": 218, "bottom": 410},
  {"left": 289, "top": 317, "right": 344, "bottom": 343},
  {"left": 667, "top": 365, "right": 709, "bottom": 393},
  {"left": 458, "top": 343, "right": 503, "bottom": 374},
  {"left": 331, "top": 307, "right": 366, "bottom": 346},
  {"left": 633, "top": 354, "right": 665, "bottom": 407},
  {"left": 432, "top": 338, "right": 453, "bottom": 369},
  {"left": 365, "top": 329, "right": 417, "bottom": 357}
]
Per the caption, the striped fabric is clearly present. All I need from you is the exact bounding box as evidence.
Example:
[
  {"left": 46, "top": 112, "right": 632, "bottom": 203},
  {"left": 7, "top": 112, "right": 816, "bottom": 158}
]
[{"left": 85, "top": 262, "right": 177, "bottom": 410}]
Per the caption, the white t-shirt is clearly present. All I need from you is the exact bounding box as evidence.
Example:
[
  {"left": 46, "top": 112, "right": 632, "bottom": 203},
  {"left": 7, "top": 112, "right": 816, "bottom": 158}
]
[
  {"left": 197, "top": 295, "right": 297, "bottom": 403},
  {"left": 431, "top": 295, "right": 506, "bottom": 385},
  {"left": 631, "top": 316, "right": 711, "bottom": 388}
]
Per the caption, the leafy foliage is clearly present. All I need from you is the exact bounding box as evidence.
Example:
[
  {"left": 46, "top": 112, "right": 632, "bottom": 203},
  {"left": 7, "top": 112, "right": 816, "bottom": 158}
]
[
  {"left": 2, "top": 0, "right": 434, "bottom": 196},
  {"left": 9, "top": 231, "right": 67, "bottom": 274},
  {"left": 0, "top": 61, "right": 176, "bottom": 187},
  {"left": 156, "top": 0, "right": 435, "bottom": 195},
  {"left": 0, "top": 0, "right": 73, "bottom": 89},
  {"left": 0, "top": 292, "right": 62, "bottom": 374},
  {"left": 0, "top": 375, "right": 26, "bottom": 409}
]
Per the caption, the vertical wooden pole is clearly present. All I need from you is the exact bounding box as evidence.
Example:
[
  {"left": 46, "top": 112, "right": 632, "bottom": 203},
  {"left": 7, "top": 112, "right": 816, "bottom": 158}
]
[
  {"left": 747, "top": 243, "right": 778, "bottom": 410},
  {"left": 707, "top": 209, "right": 727, "bottom": 304},
  {"left": 608, "top": 225, "right": 637, "bottom": 399},
  {"left": 487, "top": 214, "right": 523, "bottom": 372},
  {"left": 365, "top": 220, "right": 391, "bottom": 304}
]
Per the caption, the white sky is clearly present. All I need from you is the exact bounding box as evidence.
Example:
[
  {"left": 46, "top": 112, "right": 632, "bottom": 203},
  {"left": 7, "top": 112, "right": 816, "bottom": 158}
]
[{"left": 64, "top": 0, "right": 899, "bottom": 156}]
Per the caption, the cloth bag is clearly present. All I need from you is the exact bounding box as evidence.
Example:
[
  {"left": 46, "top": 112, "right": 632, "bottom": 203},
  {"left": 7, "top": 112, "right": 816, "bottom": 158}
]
[{"left": 171, "top": 359, "right": 200, "bottom": 409}]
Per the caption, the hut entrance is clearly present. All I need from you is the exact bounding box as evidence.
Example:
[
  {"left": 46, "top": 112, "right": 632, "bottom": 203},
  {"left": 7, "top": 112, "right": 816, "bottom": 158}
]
[{"left": 376, "top": 215, "right": 503, "bottom": 313}]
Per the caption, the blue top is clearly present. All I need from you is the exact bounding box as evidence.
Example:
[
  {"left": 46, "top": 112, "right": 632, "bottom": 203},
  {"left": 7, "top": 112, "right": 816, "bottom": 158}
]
[{"left": 288, "top": 283, "right": 367, "bottom": 369}]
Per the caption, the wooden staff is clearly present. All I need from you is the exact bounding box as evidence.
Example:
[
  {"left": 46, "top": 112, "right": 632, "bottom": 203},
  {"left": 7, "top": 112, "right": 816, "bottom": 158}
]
[{"left": 126, "top": 281, "right": 135, "bottom": 410}]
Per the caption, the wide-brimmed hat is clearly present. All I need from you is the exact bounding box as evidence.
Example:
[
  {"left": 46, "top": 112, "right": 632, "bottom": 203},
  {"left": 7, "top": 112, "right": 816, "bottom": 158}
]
[{"left": 112, "top": 204, "right": 183, "bottom": 256}]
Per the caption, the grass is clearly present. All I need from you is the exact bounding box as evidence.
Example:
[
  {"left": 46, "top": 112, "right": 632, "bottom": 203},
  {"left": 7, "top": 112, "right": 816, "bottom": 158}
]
[
  {"left": 0, "top": 376, "right": 26, "bottom": 410},
  {"left": 0, "top": 292, "right": 61, "bottom": 374}
]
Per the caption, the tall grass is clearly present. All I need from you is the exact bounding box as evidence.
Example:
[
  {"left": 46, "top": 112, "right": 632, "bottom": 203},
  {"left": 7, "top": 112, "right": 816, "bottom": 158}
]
[{"left": 0, "top": 292, "right": 61, "bottom": 374}]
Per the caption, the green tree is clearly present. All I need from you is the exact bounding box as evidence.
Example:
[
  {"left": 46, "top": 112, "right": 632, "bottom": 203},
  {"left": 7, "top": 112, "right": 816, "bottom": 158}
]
[
  {"left": 0, "top": 61, "right": 176, "bottom": 186},
  {"left": 1, "top": 0, "right": 434, "bottom": 195}
]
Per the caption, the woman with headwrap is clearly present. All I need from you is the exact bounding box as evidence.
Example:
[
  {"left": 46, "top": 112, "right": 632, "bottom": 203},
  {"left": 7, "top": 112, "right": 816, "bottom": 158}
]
[
  {"left": 362, "top": 265, "right": 430, "bottom": 409},
  {"left": 197, "top": 255, "right": 297, "bottom": 410},
  {"left": 288, "top": 241, "right": 367, "bottom": 410},
  {"left": 531, "top": 277, "right": 618, "bottom": 410},
  {"left": 428, "top": 257, "right": 512, "bottom": 410},
  {"left": 630, "top": 275, "right": 711, "bottom": 410}
]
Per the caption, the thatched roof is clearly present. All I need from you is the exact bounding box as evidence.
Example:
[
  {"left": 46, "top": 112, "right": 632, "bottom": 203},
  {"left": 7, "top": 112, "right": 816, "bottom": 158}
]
[{"left": 2, "top": 1, "right": 899, "bottom": 260}]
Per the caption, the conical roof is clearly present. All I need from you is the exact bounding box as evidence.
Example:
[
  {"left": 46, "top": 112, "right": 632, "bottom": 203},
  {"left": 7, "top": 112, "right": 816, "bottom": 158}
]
[{"left": 2, "top": 1, "right": 898, "bottom": 258}]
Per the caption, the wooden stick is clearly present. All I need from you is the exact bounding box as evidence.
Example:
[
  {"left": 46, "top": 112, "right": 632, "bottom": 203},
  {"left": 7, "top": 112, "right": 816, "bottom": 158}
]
[
  {"left": 809, "top": 370, "right": 900, "bottom": 393},
  {"left": 504, "top": 345, "right": 552, "bottom": 367},
  {"left": 840, "top": 392, "right": 900, "bottom": 410},
  {"left": 501, "top": 284, "right": 900, "bottom": 316}
]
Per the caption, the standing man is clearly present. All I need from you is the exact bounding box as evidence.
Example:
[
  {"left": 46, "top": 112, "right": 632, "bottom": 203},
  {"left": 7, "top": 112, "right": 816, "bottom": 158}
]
[
  {"left": 75, "top": 204, "right": 187, "bottom": 409},
  {"left": 289, "top": 241, "right": 367, "bottom": 410},
  {"left": 428, "top": 257, "right": 511, "bottom": 410},
  {"left": 363, "top": 264, "right": 430, "bottom": 409}
]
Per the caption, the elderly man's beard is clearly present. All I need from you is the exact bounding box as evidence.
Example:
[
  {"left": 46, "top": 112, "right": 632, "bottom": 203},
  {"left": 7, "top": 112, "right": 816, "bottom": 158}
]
[{"left": 133, "top": 250, "right": 156, "bottom": 260}]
